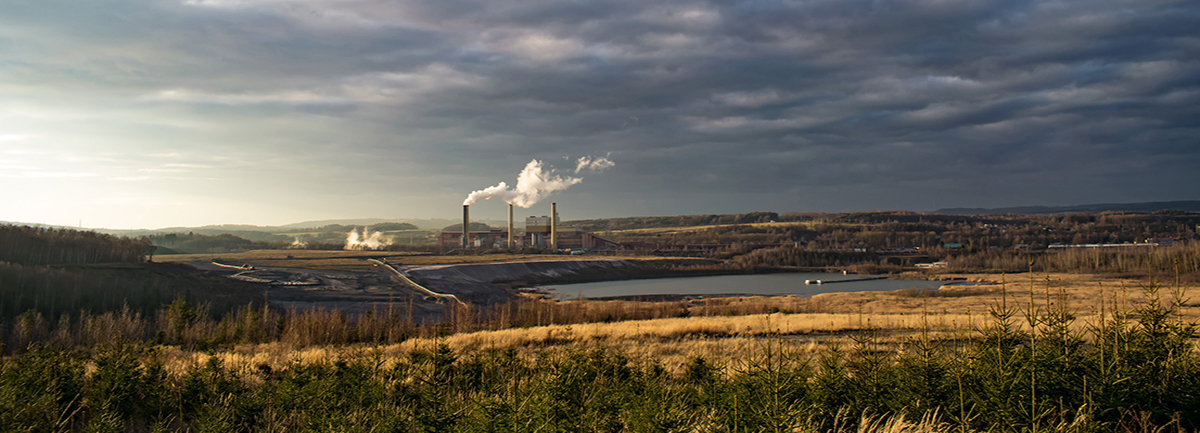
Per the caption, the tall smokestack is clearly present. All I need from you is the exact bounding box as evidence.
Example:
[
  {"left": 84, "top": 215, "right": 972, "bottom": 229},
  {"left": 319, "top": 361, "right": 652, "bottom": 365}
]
[
  {"left": 507, "top": 203, "right": 514, "bottom": 249},
  {"left": 462, "top": 205, "right": 470, "bottom": 248},
  {"left": 550, "top": 202, "right": 558, "bottom": 250}
]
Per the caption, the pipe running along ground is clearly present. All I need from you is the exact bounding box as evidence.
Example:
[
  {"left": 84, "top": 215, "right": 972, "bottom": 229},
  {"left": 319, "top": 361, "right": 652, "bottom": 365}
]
[{"left": 367, "top": 259, "right": 467, "bottom": 307}]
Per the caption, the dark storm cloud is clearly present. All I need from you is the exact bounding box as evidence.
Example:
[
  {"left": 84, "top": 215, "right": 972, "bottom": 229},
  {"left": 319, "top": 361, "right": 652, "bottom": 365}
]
[{"left": 2, "top": 0, "right": 1197, "bottom": 227}]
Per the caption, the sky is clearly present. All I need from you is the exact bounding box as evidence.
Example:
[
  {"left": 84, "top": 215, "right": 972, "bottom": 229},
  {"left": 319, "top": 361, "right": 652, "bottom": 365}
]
[{"left": 1, "top": 0, "right": 1198, "bottom": 229}]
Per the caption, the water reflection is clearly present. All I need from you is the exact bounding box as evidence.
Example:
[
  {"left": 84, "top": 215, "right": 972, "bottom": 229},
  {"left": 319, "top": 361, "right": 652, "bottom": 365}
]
[{"left": 544, "top": 272, "right": 961, "bottom": 299}]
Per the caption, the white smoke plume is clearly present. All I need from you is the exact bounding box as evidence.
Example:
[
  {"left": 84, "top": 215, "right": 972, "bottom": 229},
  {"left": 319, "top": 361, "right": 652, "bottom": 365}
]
[
  {"left": 463, "top": 181, "right": 520, "bottom": 205},
  {"left": 344, "top": 228, "right": 389, "bottom": 250},
  {"left": 289, "top": 237, "right": 307, "bottom": 249},
  {"left": 574, "top": 155, "right": 614, "bottom": 173},
  {"left": 463, "top": 156, "right": 614, "bottom": 208}
]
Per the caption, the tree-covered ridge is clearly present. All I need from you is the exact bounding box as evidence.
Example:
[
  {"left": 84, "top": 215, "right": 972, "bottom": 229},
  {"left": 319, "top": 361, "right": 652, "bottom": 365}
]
[
  {"left": 569, "top": 211, "right": 785, "bottom": 232},
  {"left": 147, "top": 232, "right": 277, "bottom": 254},
  {"left": 0, "top": 225, "right": 261, "bottom": 321},
  {"left": 591, "top": 211, "right": 1200, "bottom": 252},
  {"left": 0, "top": 225, "right": 153, "bottom": 266}
]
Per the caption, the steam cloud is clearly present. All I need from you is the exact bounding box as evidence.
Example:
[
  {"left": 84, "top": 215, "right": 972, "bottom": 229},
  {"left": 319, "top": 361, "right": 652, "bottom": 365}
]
[
  {"left": 574, "top": 155, "right": 614, "bottom": 173},
  {"left": 463, "top": 156, "right": 614, "bottom": 208},
  {"left": 345, "top": 228, "right": 389, "bottom": 250}
]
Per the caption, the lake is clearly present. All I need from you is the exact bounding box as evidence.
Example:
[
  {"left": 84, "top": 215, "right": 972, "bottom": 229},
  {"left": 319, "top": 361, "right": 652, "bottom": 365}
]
[{"left": 544, "top": 272, "right": 959, "bottom": 299}]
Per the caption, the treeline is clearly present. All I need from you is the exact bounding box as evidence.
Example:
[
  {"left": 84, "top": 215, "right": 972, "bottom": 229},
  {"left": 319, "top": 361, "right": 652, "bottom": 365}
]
[
  {"left": 2, "top": 291, "right": 736, "bottom": 353},
  {"left": 944, "top": 242, "right": 1200, "bottom": 275},
  {"left": 0, "top": 262, "right": 167, "bottom": 320},
  {"left": 2, "top": 284, "right": 1196, "bottom": 432},
  {"left": 727, "top": 243, "right": 1200, "bottom": 277},
  {"left": 570, "top": 211, "right": 784, "bottom": 232},
  {"left": 149, "top": 232, "right": 280, "bottom": 254},
  {"left": 148, "top": 224, "right": 431, "bottom": 254},
  {"left": 439, "top": 222, "right": 498, "bottom": 232},
  {"left": 577, "top": 209, "right": 1200, "bottom": 232},
  {"left": 293, "top": 225, "right": 435, "bottom": 250},
  {"left": 0, "top": 225, "right": 153, "bottom": 266},
  {"left": 569, "top": 210, "right": 990, "bottom": 232},
  {"left": 290, "top": 223, "right": 427, "bottom": 247},
  {"left": 599, "top": 211, "right": 1200, "bottom": 253},
  {"left": 150, "top": 232, "right": 436, "bottom": 254},
  {"left": 290, "top": 222, "right": 419, "bottom": 233},
  {"left": 0, "top": 226, "right": 262, "bottom": 322},
  {"left": 0, "top": 260, "right": 262, "bottom": 323},
  {"left": 731, "top": 247, "right": 884, "bottom": 270}
]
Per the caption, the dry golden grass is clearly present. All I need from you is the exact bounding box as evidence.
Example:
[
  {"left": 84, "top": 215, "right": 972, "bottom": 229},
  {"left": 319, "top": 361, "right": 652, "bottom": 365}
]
[
  {"left": 151, "top": 310, "right": 978, "bottom": 377},
  {"left": 812, "top": 272, "right": 1199, "bottom": 323},
  {"left": 153, "top": 271, "right": 1198, "bottom": 377}
]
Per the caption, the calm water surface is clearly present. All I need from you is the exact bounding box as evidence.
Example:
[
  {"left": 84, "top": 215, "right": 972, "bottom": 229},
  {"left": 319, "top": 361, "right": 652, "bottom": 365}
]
[{"left": 546, "top": 272, "right": 956, "bottom": 299}]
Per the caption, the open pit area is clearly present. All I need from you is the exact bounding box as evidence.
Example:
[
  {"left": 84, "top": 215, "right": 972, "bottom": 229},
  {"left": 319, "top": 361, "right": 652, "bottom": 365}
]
[{"left": 155, "top": 249, "right": 708, "bottom": 320}]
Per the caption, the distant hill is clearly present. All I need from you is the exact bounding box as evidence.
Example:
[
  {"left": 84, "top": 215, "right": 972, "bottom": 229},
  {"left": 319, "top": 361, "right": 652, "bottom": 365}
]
[
  {"left": 275, "top": 218, "right": 397, "bottom": 230},
  {"left": 92, "top": 227, "right": 291, "bottom": 242},
  {"left": 85, "top": 219, "right": 506, "bottom": 237},
  {"left": 3, "top": 218, "right": 505, "bottom": 238},
  {"left": 279, "top": 218, "right": 505, "bottom": 230},
  {"left": 936, "top": 200, "right": 1200, "bottom": 215}
]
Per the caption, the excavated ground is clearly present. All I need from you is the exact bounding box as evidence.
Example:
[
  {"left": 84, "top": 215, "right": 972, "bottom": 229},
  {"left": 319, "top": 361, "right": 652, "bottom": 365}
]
[
  {"left": 401, "top": 259, "right": 632, "bottom": 303},
  {"left": 185, "top": 259, "right": 636, "bottom": 320}
]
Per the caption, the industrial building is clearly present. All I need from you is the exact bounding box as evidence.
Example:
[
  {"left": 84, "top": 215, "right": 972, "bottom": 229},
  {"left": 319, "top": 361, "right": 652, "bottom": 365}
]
[
  {"left": 437, "top": 228, "right": 510, "bottom": 249},
  {"left": 523, "top": 213, "right": 619, "bottom": 249},
  {"left": 439, "top": 202, "right": 618, "bottom": 250}
]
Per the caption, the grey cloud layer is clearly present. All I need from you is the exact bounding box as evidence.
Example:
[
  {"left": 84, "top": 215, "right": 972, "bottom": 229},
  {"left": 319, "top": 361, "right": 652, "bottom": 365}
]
[{"left": 2, "top": 0, "right": 1197, "bottom": 225}]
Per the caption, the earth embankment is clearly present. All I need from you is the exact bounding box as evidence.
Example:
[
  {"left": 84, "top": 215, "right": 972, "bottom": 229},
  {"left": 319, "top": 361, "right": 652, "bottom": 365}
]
[{"left": 404, "top": 259, "right": 636, "bottom": 302}]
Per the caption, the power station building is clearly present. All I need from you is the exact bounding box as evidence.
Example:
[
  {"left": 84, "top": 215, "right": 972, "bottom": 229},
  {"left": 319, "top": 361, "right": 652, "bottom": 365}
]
[
  {"left": 522, "top": 213, "right": 619, "bottom": 249},
  {"left": 438, "top": 204, "right": 618, "bottom": 250},
  {"left": 438, "top": 228, "right": 509, "bottom": 249}
]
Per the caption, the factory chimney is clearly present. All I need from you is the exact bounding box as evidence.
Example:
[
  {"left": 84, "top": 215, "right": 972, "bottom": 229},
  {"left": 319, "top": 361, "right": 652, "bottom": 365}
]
[
  {"left": 507, "top": 203, "right": 514, "bottom": 249},
  {"left": 550, "top": 202, "right": 558, "bottom": 250},
  {"left": 462, "top": 205, "right": 470, "bottom": 248}
]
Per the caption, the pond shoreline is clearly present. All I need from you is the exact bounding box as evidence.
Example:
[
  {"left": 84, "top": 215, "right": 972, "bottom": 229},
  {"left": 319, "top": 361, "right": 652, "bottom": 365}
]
[
  {"left": 508, "top": 263, "right": 961, "bottom": 301},
  {"left": 496, "top": 262, "right": 857, "bottom": 294}
]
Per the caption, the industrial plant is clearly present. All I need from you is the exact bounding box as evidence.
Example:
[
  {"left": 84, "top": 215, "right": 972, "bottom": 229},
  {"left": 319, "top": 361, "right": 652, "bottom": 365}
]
[{"left": 439, "top": 202, "right": 619, "bottom": 251}]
